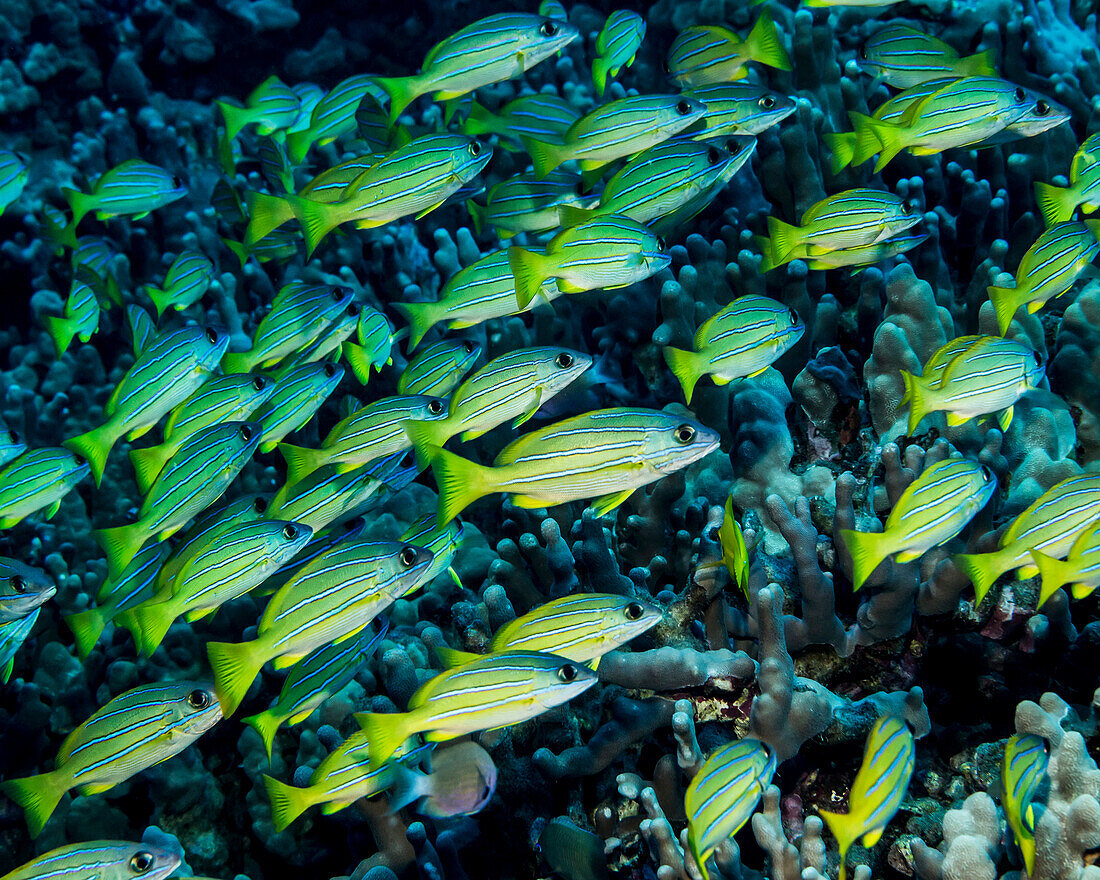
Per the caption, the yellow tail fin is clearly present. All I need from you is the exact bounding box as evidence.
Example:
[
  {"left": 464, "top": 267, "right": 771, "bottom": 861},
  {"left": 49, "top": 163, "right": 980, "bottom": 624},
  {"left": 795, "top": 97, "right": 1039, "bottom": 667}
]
[
  {"left": 743, "top": 10, "right": 791, "bottom": 71},
  {"left": 373, "top": 74, "right": 424, "bottom": 126},
  {"left": 953, "top": 549, "right": 1010, "bottom": 605},
  {"left": 278, "top": 443, "right": 328, "bottom": 487},
  {"left": 129, "top": 444, "right": 171, "bottom": 496},
  {"left": 1031, "top": 549, "right": 1072, "bottom": 607},
  {"left": 244, "top": 710, "right": 284, "bottom": 762},
  {"left": 430, "top": 447, "right": 497, "bottom": 523},
  {"left": 94, "top": 523, "right": 148, "bottom": 581},
  {"left": 958, "top": 48, "right": 998, "bottom": 78},
  {"left": 353, "top": 711, "right": 414, "bottom": 767},
  {"left": 63, "top": 422, "right": 117, "bottom": 488},
  {"left": 263, "top": 775, "right": 313, "bottom": 832},
  {"left": 839, "top": 528, "right": 889, "bottom": 591},
  {"left": 986, "top": 284, "right": 1022, "bottom": 336},
  {"left": 899, "top": 370, "right": 936, "bottom": 436},
  {"left": 43, "top": 315, "right": 79, "bottom": 358},
  {"left": 207, "top": 639, "right": 266, "bottom": 716},
  {"left": 508, "top": 246, "right": 553, "bottom": 310},
  {"left": 64, "top": 608, "right": 107, "bottom": 659},
  {"left": 246, "top": 191, "right": 296, "bottom": 246},
  {"left": 519, "top": 136, "right": 569, "bottom": 179},
  {"left": 662, "top": 346, "right": 704, "bottom": 404},
  {"left": 824, "top": 131, "right": 857, "bottom": 174},
  {"left": 392, "top": 301, "right": 439, "bottom": 353},
  {"left": 1034, "top": 180, "right": 1077, "bottom": 226},
  {"left": 818, "top": 808, "right": 858, "bottom": 880},
  {"left": 765, "top": 216, "right": 803, "bottom": 264},
  {"left": 0, "top": 771, "right": 67, "bottom": 838}
]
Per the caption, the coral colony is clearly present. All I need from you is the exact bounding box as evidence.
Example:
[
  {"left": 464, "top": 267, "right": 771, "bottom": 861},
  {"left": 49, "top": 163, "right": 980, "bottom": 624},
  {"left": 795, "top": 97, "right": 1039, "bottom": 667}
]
[{"left": 2, "top": 2, "right": 1100, "bottom": 880}]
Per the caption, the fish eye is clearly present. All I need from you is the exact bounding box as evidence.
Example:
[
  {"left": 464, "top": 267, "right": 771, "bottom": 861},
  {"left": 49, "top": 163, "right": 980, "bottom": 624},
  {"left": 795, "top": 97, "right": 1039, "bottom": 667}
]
[
  {"left": 73, "top": 453, "right": 87, "bottom": 466},
  {"left": 252, "top": 376, "right": 266, "bottom": 391},
  {"left": 400, "top": 450, "right": 416, "bottom": 468},
  {"left": 481, "top": 783, "right": 492, "bottom": 800},
  {"left": 347, "top": 303, "right": 361, "bottom": 317},
  {"left": 656, "top": 236, "right": 667, "bottom": 251},
  {"left": 205, "top": 327, "right": 219, "bottom": 344},
  {"left": 625, "top": 601, "right": 644, "bottom": 620},
  {"left": 330, "top": 287, "right": 344, "bottom": 301},
  {"left": 901, "top": 200, "right": 915, "bottom": 215},
  {"left": 557, "top": 663, "right": 578, "bottom": 682},
  {"left": 788, "top": 308, "right": 799, "bottom": 324},
  {"left": 10, "top": 575, "right": 26, "bottom": 594},
  {"left": 8, "top": 429, "right": 17, "bottom": 442},
  {"left": 323, "top": 362, "right": 338, "bottom": 378},
  {"left": 674, "top": 424, "right": 696, "bottom": 444},
  {"left": 1035, "top": 100, "right": 1051, "bottom": 116},
  {"left": 706, "top": 146, "right": 722, "bottom": 165},
  {"left": 1033, "top": 351, "right": 1043, "bottom": 366},
  {"left": 469, "top": 140, "right": 483, "bottom": 156},
  {"left": 238, "top": 424, "right": 254, "bottom": 442},
  {"left": 282, "top": 524, "right": 298, "bottom": 540},
  {"left": 573, "top": 182, "right": 586, "bottom": 196},
  {"left": 463, "top": 340, "right": 477, "bottom": 353},
  {"left": 759, "top": 95, "right": 777, "bottom": 109},
  {"left": 399, "top": 545, "right": 419, "bottom": 567},
  {"left": 661, "top": 57, "right": 671, "bottom": 74},
  {"left": 540, "top": 20, "right": 558, "bottom": 37},
  {"left": 253, "top": 496, "right": 268, "bottom": 514},
  {"left": 676, "top": 100, "right": 693, "bottom": 116},
  {"left": 555, "top": 352, "right": 574, "bottom": 368},
  {"left": 1014, "top": 87, "right": 1027, "bottom": 103},
  {"left": 129, "top": 853, "right": 156, "bottom": 875},
  {"left": 858, "top": 46, "right": 867, "bottom": 59},
  {"left": 186, "top": 690, "right": 209, "bottom": 710},
  {"left": 171, "top": 176, "right": 182, "bottom": 189},
  {"left": 427, "top": 398, "right": 445, "bottom": 414},
  {"left": 980, "top": 465, "right": 993, "bottom": 481}
]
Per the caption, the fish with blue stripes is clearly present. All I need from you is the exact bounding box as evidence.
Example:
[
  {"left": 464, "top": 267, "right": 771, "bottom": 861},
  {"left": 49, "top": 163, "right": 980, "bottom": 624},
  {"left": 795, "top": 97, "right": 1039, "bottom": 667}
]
[
  {"left": 685, "top": 83, "right": 797, "bottom": 139},
  {"left": 63, "top": 160, "right": 186, "bottom": 234},
  {"left": 857, "top": 24, "right": 997, "bottom": 88},
  {"left": 406, "top": 346, "right": 592, "bottom": 467},
  {"left": 901, "top": 335, "right": 1044, "bottom": 434},
  {"left": 254, "top": 361, "right": 345, "bottom": 453},
  {"left": 207, "top": 540, "right": 434, "bottom": 714},
  {"left": 93, "top": 421, "right": 263, "bottom": 577},
  {"left": 129, "top": 372, "right": 275, "bottom": 494},
  {"left": 0, "top": 558, "right": 55, "bottom": 624},
  {"left": 760, "top": 189, "right": 922, "bottom": 267},
  {"left": 1035, "top": 132, "right": 1100, "bottom": 225},
  {"left": 398, "top": 340, "right": 481, "bottom": 397},
  {"left": 278, "top": 394, "right": 447, "bottom": 485},
  {"left": 42, "top": 266, "right": 104, "bottom": 357},
  {"left": 462, "top": 94, "right": 579, "bottom": 147},
  {"left": 954, "top": 473, "right": 1100, "bottom": 603},
  {"left": 521, "top": 94, "right": 706, "bottom": 180},
  {"left": 243, "top": 620, "right": 389, "bottom": 760},
  {"left": 850, "top": 77, "right": 1067, "bottom": 173},
  {"left": 276, "top": 303, "right": 362, "bottom": 375},
  {"left": 222, "top": 282, "right": 355, "bottom": 373},
  {"left": 592, "top": 11, "right": 645, "bottom": 95},
  {"left": 396, "top": 250, "right": 562, "bottom": 351},
  {"left": 216, "top": 75, "right": 301, "bottom": 144},
  {"left": 63, "top": 542, "right": 172, "bottom": 659},
  {"left": 400, "top": 515, "right": 463, "bottom": 591},
  {"left": 666, "top": 12, "right": 790, "bottom": 89},
  {"left": 819, "top": 716, "right": 915, "bottom": 880},
  {"left": 840, "top": 457, "right": 996, "bottom": 590},
  {"left": 0, "top": 841, "right": 181, "bottom": 880},
  {"left": 663, "top": 295, "right": 805, "bottom": 403},
  {"left": 423, "top": 408, "right": 720, "bottom": 522},
  {"left": 263, "top": 731, "right": 430, "bottom": 830},
  {"left": 281, "top": 134, "right": 493, "bottom": 256},
  {"left": 718, "top": 496, "right": 750, "bottom": 600},
  {"left": 0, "top": 681, "right": 222, "bottom": 837},
  {"left": 685, "top": 738, "right": 776, "bottom": 880},
  {"left": 287, "top": 74, "right": 386, "bottom": 163},
  {"left": 1000, "top": 733, "right": 1049, "bottom": 876},
  {"left": 558, "top": 138, "right": 755, "bottom": 229},
  {"left": 467, "top": 169, "right": 596, "bottom": 240},
  {"left": 63, "top": 324, "right": 230, "bottom": 486},
  {"left": 1032, "top": 519, "right": 1100, "bottom": 606},
  {"left": 142, "top": 249, "right": 215, "bottom": 318},
  {"left": 509, "top": 214, "right": 670, "bottom": 309},
  {"left": 0, "top": 447, "right": 90, "bottom": 528},
  {"left": 341, "top": 306, "right": 399, "bottom": 383},
  {"left": 987, "top": 220, "right": 1100, "bottom": 334},
  {"left": 265, "top": 464, "right": 386, "bottom": 534},
  {"left": 437, "top": 593, "right": 660, "bottom": 670},
  {"left": 125, "top": 519, "right": 313, "bottom": 656},
  {"left": 373, "top": 13, "right": 579, "bottom": 124},
  {"left": 0, "top": 150, "right": 27, "bottom": 214},
  {"left": 357, "top": 650, "right": 598, "bottom": 767}
]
